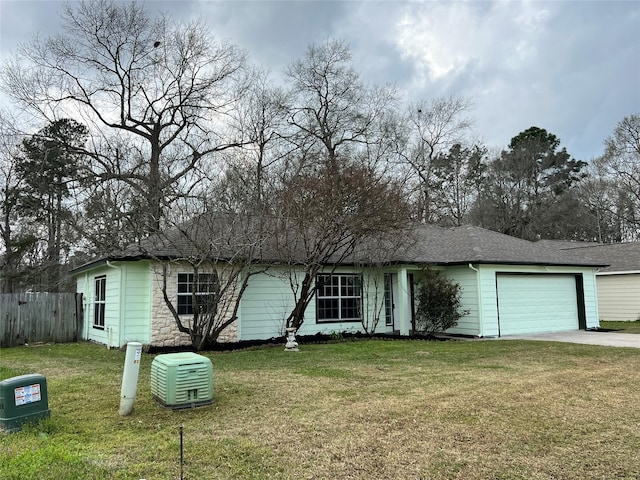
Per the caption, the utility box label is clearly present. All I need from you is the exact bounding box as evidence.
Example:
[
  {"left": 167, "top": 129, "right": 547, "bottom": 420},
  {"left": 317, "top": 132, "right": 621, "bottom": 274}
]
[{"left": 14, "top": 383, "right": 41, "bottom": 406}]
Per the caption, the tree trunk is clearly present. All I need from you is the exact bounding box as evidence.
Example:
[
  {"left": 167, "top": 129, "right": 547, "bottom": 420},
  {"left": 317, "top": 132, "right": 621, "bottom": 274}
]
[
  {"left": 147, "top": 129, "right": 162, "bottom": 234},
  {"left": 285, "top": 271, "right": 316, "bottom": 330}
]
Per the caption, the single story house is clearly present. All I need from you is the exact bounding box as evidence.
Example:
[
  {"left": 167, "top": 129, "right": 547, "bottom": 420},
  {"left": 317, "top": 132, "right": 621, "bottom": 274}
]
[
  {"left": 538, "top": 241, "right": 640, "bottom": 322},
  {"left": 72, "top": 223, "right": 606, "bottom": 348}
]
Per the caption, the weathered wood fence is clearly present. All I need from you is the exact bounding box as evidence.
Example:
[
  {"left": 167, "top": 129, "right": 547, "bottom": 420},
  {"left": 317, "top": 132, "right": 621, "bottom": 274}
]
[{"left": 0, "top": 293, "right": 84, "bottom": 348}]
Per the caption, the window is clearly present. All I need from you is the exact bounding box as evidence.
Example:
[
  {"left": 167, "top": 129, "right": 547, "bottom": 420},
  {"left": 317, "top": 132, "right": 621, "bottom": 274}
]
[
  {"left": 177, "top": 273, "right": 219, "bottom": 315},
  {"left": 316, "top": 274, "right": 362, "bottom": 322},
  {"left": 384, "top": 273, "right": 394, "bottom": 326},
  {"left": 94, "top": 275, "right": 106, "bottom": 329}
]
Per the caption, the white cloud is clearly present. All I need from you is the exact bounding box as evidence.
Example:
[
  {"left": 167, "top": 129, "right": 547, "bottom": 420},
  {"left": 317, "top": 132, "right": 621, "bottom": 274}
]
[{"left": 392, "top": 1, "right": 556, "bottom": 86}]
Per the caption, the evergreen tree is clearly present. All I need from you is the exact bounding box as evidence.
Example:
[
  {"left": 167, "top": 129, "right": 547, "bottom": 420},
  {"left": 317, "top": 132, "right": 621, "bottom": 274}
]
[
  {"left": 16, "top": 119, "right": 87, "bottom": 291},
  {"left": 473, "top": 127, "right": 587, "bottom": 240}
]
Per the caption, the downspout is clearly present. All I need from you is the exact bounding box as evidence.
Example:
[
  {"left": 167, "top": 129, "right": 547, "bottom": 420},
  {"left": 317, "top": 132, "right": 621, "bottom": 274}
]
[
  {"left": 83, "top": 272, "right": 90, "bottom": 341},
  {"left": 398, "top": 267, "right": 410, "bottom": 336},
  {"left": 591, "top": 268, "right": 601, "bottom": 330},
  {"left": 468, "top": 264, "right": 484, "bottom": 337},
  {"left": 106, "top": 261, "right": 124, "bottom": 349}
]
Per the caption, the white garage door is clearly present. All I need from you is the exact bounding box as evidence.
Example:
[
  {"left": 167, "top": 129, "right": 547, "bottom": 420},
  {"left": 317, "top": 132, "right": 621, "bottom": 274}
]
[{"left": 496, "top": 274, "right": 579, "bottom": 336}]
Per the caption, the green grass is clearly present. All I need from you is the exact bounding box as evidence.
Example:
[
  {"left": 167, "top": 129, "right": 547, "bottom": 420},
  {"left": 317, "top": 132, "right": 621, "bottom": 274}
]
[
  {"left": 1, "top": 339, "right": 640, "bottom": 479},
  {"left": 600, "top": 320, "right": 640, "bottom": 333}
]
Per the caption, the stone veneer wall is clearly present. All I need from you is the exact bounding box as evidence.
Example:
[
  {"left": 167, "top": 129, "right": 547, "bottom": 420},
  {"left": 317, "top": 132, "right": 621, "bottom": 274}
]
[{"left": 149, "top": 261, "right": 239, "bottom": 347}]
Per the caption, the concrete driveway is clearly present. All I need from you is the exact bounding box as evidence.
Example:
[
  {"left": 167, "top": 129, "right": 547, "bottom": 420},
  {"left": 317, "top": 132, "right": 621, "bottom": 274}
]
[{"left": 497, "top": 330, "right": 640, "bottom": 348}]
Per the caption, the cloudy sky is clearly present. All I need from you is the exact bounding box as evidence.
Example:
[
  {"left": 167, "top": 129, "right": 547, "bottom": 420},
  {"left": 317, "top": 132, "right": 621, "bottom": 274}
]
[{"left": 1, "top": 0, "right": 638, "bottom": 161}]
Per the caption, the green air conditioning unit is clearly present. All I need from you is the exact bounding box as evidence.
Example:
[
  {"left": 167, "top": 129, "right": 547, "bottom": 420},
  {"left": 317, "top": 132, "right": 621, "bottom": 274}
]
[
  {"left": 151, "top": 353, "right": 213, "bottom": 409},
  {"left": 0, "top": 374, "right": 50, "bottom": 432}
]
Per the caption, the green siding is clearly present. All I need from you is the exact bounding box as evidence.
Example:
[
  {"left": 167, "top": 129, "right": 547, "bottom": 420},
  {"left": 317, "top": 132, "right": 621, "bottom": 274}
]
[
  {"left": 75, "top": 261, "right": 152, "bottom": 348},
  {"left": 581, "top": 270, "right": 600, "bottom": 328},
  {"left": 121, "top": 262, "right": 152, "bottom": 344},
  {"left": 76, "top": 260, "right": 601, "bottom": 344},
  {"left": 104, "top": 268, "right": 121, "bottom": 346},
  {"left": 240, "top": 267, "right": 395, "bottom": 341},
  {"left": 441, "top": 266, "right": 481, "bottom": 336},
  {"left": 239, "top": 268, "right": 297, "bottom": 340},
  {"left": 360, "top": 269, "right": 395, "bottom": 335},
  {"left": 76, "top": 265, "right": 121, "bottom": 347}
]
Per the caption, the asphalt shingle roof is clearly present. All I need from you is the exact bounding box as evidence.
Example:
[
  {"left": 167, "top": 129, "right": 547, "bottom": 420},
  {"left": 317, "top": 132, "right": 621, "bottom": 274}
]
[
  {"left": 72, "top": 219, "right": 606, "bottom": 274},
  {"left": 536, "top": 241, "right": 640, "bottom": 273},
  {"left": 402, "top": 225, "right": 606, "bottom": 267}
]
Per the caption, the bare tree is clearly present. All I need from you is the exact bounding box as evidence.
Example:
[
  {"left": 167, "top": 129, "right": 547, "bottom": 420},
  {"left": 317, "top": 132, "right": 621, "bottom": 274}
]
[
  {"left": 591, "top": 114, "right": 640, "bottom": 240},
  {"left": 213, "top": 67, "right": 290, "bottom": 214},
  {"left": 355, "top": 235, "right": 412, "bottom": 336},
  {"left": 432, "top": 143, "right": 486, "bottom": 226},
  {"left": 273, "top": 163, "right": 411, "bottom": 331},
  {"left": 284, "top": 39, "right": 396, "bottom": 171},
  {"left": 133, "top": 212, "right": 268, "bottom": 350},
  {"left": 272, "top": 40, "right": 409, "bottom": 331},
  {"left": 359, "top": 268, "right": 386, "bottom": 336},
  {"left": 1, "top": 0, "right": 247, "bottom": 235},
  {"left": 400, "top": 96, "right": 474, "bottom": 223}
]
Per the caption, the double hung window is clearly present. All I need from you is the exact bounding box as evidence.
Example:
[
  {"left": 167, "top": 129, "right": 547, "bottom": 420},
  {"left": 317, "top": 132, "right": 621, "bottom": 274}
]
[{"left": 94, "top": 275, "right": 106, "bottom": 329}]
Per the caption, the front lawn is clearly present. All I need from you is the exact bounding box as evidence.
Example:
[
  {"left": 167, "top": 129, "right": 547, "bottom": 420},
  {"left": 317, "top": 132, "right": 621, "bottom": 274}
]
[
  {"left": 600, "top": 320, "right": 640, "bottom": 334},
  {"left": 1, "top": 339, "right": 639, "bottom": 479}
]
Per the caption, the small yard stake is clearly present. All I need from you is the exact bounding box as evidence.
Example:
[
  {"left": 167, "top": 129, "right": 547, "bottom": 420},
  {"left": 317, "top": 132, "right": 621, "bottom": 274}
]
[{"left": 180, "top": 424, "right": 184, "bottom": 480}]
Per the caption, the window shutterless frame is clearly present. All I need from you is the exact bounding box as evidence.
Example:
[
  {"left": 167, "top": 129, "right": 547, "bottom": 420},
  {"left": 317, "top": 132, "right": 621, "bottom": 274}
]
[
  {"left": 176, "top": 273, "right": 218, "bottom": 315},
  {"left": 93, "top": 275, "right": 106, "bottom": 329},
  {"left": 384, "top": 273, "right": 394, "bottom": 326},
  {"left": 316, "top": 273, "right": 363, "bottom": 323}
]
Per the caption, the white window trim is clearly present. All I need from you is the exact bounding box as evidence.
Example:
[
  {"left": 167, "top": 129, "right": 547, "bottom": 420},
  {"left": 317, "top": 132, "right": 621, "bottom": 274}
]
[
  {"left": 316, "top": 273, "right": 363, "bottom": 323},
  {"left": 93, "top": 275, "right": 106, "bottom": 329},
  {"left": 176, "top": 272, "right": 218, "bottom": 315}
]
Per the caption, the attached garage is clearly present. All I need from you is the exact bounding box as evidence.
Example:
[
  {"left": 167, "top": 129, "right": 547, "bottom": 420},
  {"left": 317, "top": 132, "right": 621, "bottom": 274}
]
[
  {"left": 496, "top": 274, "right": 583, "bottom": 336},
  {"left": 534, "top": 241, "right": 640, "bottom": 322}
]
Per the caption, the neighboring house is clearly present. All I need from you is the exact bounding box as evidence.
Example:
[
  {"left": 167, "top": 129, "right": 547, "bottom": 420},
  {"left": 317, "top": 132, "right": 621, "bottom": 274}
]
[
  {"left": 538, "top": 241, "right": 640, "bottom": 322},
  {"left": 72, "top": 224, "right": 606, "bottom": 348}
]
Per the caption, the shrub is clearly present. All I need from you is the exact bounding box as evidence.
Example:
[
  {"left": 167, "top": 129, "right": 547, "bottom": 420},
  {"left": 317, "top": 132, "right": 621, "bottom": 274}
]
[{"left": 414, "top": 267, "right": 468, "bottom": 334}]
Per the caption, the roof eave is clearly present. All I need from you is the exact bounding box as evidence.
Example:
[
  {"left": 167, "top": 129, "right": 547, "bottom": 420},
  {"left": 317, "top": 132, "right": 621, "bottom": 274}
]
[
  {"left": 70, "top": 255, "right": 151, "bottom": 275},
  {"left": 444, "top": 260, "right": 608, "bottom": 268},
  {"left": 70, "top": 255, "right": 608, "bottom": 275}
]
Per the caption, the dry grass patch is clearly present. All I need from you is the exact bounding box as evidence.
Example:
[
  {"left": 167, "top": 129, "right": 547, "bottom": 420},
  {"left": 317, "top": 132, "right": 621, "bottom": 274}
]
[{"left": 1, "top": 339, "right": 639, "bottom": 479}]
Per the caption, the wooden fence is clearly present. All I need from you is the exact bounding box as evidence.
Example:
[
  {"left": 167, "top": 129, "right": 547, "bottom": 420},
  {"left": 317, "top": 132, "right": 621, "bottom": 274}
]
[{"left": 0, "top": 293, "right": 84, "bottom": 348}]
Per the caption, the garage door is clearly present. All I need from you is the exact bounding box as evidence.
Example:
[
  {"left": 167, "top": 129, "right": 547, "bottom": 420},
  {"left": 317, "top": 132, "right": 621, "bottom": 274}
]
[{"left": 496, "top": 274, "right": 579, "bottom": 336}]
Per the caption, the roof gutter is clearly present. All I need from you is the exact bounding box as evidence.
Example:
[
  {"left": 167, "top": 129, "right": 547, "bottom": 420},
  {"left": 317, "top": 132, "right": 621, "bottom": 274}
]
[{"left": 597, "top": 270, "right": 640, "bottom": 276}]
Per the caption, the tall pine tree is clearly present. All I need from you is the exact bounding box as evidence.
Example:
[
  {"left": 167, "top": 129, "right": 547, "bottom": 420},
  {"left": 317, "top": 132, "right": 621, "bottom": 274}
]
[{"left": 17, "top": 119, "right": 87, "bottom": 291}]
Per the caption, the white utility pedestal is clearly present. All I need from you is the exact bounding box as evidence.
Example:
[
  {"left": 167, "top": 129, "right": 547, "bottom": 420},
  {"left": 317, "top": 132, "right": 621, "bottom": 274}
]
[{"left": 119, "top": 342, "right": 143, "bottom": 416}]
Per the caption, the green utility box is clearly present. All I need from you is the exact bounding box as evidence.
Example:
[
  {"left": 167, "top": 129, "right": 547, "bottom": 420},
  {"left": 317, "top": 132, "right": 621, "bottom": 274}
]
[
  {"left": 0, "top": 374, "right": 50, "bottom": 432},
  {"left": 151, "top": 353, "right": 213, "bottom": 409}
]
